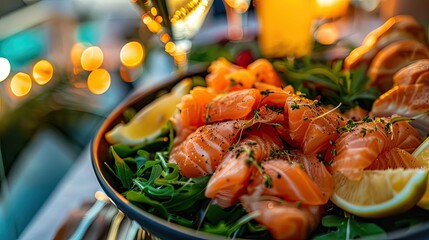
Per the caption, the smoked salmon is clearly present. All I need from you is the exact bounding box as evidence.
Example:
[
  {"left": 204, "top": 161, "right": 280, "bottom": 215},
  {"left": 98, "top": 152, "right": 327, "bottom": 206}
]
[
  {"left": 285, "top": 94, "right": 346, "bottom": 155},
  {"left": 393, "top": 59, "right": 429, "bottom": 86},
  {"left": 240, "top": 194, "right": 323, "bottom": 240},
  {"left": 371, "top": 84, "right": 429, "bottom": 136},
  {"left": 169, "top": 108, "right": 285, "bottom": 178},
  {"left": 205, "top": 125, "right": 284, "bottom": 208},
  {"left": 329, "top": 117, "right": 422, "bottom": 180},
  {"left": 248, "top": 158, "right": 329, "bottom": 205}
]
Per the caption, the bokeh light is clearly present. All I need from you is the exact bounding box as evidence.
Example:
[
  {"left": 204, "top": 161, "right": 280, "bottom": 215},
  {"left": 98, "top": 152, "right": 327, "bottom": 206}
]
[
  {"left": 142, "top": 14, "right": 162, "bottom": 33},
  {"left": 10, "top": 72, "right": 32, "bottom": 97},
  {"left": 81, "top": 46, "right": 104, "bottom": 71},
  {"left": 165, "top": 42, "right": 176, "bottom": 54},
  {"left": 315, "top": 22, "right": 339, "bottom": 45},
  {"left": 120, "top": 41, "right": 145, "bottom": 68},
  {"left": 87, "top": 68, "right": 111, "bottom": 94},
  {"left": 0, "top": 57, "right": 11, "bottom": 82},
  {"left": 32, "top": 60, "right": 54, "bottom": 85},
  {"left": 70, "top": 42, "right": 86, "bottom": 67},
  {"left": 160, "top": 33, "right": 171, "bottom": 43}
]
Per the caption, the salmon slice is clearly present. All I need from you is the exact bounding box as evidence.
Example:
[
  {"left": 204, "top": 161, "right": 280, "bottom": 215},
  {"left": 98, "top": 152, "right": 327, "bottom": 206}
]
[
  {"left": 179, "top": 87, "right": 217, "bottom": 128},
  {"left": 394, "top": 59, "right": 429, "bottom": 86},
  {"left": 169, "top": 120, "right": 245, "bottom": 178},
  {"left": 226, "top": 69, "right": 257, "bottom": 91},
  {"left": 368, "top": 39, "right": 429, "bottom": 93},
  {"left": 371, "top": 84, "right": 429, "bottom": 136},
  {"left": 287, "top": 150, "right": 334, "bottom": 203},
  {"left": 240, "top": 194, "right": 323, "bottom": 240},
  {"left": 286, "top": 95, "right": 346, "bottom": 155},
  {"left": 247, "top": 58, "right": 284, "bottom": 87},
  {"left": 205, "top": 125, "right": 284, "bottom": 208},
  {"left": 258, "top": 88, "right": 293, "bottom": 109},
  {"left": 206, "top": 88, "right": 261, "bottom": 123},
  {"left": 206, "top": 57, "right": 242, "bottom": 93},
  {"left": 367, "top": 147, "right": 425, "bottom": 170},
  {"left": 248, "top": 158, "right": 328, "bottom": 205},
  {"left": 180, "top": 88, "right": 262, "bottom": 128},
  {"left": 330, "top": 118, "right": 422, "bottom": 180},
  {"left": 170, "top": 109, "right": 286, "bottom": 178}
]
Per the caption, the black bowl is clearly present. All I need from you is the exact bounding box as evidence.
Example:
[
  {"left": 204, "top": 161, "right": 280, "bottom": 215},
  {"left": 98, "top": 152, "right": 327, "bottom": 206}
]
[{"left": 91, "top": 70, "right": 429, "bottom": 240}]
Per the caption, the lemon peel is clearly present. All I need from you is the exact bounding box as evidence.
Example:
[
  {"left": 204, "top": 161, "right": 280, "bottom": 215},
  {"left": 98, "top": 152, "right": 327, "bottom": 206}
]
[
  {"left": 105, "top": 78, "right": 192, "bottom": 145},
  {"left": 412, "top": 137, "right": 429, "bottom": 209},
  {"left": 331, "top": 168, "right": 428, "bottom": 218}
]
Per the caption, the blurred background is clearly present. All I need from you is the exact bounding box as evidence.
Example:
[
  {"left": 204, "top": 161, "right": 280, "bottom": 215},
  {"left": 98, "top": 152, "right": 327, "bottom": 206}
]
[{"left": 1, "top": 0, "right": 428, "bottom": 239}]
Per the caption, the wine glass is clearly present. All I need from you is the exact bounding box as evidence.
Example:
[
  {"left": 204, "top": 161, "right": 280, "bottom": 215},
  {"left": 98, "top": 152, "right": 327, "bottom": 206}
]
[
  {"left": 223, "top": 0, "right": 251, "bottom": 41},
  {"left": 133, "top": 0, "right": 214, "bottom": 73}
]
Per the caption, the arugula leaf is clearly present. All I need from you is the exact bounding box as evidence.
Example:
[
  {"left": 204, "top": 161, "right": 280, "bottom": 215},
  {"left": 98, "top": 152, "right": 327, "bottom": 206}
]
[
  {"left": 162, "top": 175, "right": 211, "bottom": 211},
  {"left": 312, "top": 215, "right": 386, "bottom": 240},
  {"left": 125, "top": 190, "right": 169, "bottom": 219},
  {"left": 111, "top": 147, "right": 134, "bottom": 189}
]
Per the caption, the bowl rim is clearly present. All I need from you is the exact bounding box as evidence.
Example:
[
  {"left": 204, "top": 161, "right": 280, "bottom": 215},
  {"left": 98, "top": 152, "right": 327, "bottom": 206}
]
[{"left": 91, "top": 68, "right": 429, "bottom": 240}]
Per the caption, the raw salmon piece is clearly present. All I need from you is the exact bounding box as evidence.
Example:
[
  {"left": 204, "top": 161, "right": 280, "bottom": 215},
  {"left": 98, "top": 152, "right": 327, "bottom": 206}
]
[
  {"left": 169, "top": 120, "right": 245, "bottom": 178},
  {"left": 330, "top": 118, "right": 422, "bottom": 180},
  {"left": 394, "top": 59, "right": 429, "bottom": 86},
  {"left": 205, "top": 125, "right": 284, "bottom": 208},
  {"left": 367, "top": 147, "right": 425, "bottom": 170},
  {"left": 179, "top": 87, "right": 217, "bottom": 128},
  {"left": 248, "top": 158, "right": 328, "bottom": 205},
  {"left": 258, "top": 88, "right": 293, "bottom": 109},
  {"left": 226, "top": 69, "right": 257, "bottom": 91},
  {"left": 170, "top": 109, "right": 286, "bottom": 178},
  {"left": 240, "top": 194, "right": 323, "bottom": 240},
  {"left": 287, "top": 150, "right": 334, "bottom": 203},
  {"left": 330, "top": 120, "right": 388, "bottom": 180},
  {"left": 206, "top": 57, "right": 242, "bottom": 93},
  {"left": 368, "top": 39, "right": 429, "bottom": 93},
  {"left": 387, "top": 119, "right": 422, "bottom": 152},
  {"left": 286, "top": 95, "right": 346, "bottom": 154},
  {"left": 206, "top": 88, "right": 261, "bottom": 123},
  {"left": 247, "top": 58, "right": 284, "bottom": 87},
  {"left": 371, "top": 84, "right": 429, "bottom": 136}
]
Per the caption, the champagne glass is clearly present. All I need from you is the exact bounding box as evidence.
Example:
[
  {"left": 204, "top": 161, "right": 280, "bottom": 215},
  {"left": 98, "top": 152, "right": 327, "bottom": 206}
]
[
  {"left": 133, "top": 0, "right": 214, "bottom": 73},
  {"left": 223, "top": 0, "right": 251, "bottom": 41}
]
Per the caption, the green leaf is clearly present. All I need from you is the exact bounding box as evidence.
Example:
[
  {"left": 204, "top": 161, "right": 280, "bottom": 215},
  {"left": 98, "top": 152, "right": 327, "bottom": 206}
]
[
  {"left": 313, "top": 215, "right": 386, "bottom": 240},
  {"left": 111, "top": 147, "right": 134, "bottom": 189},
  {"left": 162, "top": 175, "right": 211, "bottom": 211},
  {"left": 111, "top": 143, "right": 143, "bottom": 157},
  {"left": 125, "top": 190, "right": 169, "bottom": 219}
]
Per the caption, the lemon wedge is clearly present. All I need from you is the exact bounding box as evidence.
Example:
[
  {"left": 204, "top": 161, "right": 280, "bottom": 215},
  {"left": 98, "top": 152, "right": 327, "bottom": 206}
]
[
  {"left": 331, "top": 168, "right": 428, "bottom": 218},
  {"left": 412, "top": 137, "right": 429, "bottom": 209},
  {"left": 105, "top": 78, "right": 192, "bottom": 145}
]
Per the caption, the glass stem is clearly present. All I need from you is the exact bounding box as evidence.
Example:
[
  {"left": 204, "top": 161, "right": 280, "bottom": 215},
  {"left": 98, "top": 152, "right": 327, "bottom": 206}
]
[
  {"left": 225, "top": 4, "right": 244, "bottom": 41},
  {"left": 173, "top": 39, "right": 192, "bottom": 74}
]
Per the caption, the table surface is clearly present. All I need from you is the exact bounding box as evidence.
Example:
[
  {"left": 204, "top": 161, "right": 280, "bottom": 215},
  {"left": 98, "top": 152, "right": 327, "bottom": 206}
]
[{"left": 18, "top": 146, "right": 100, "bottom": 240}]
